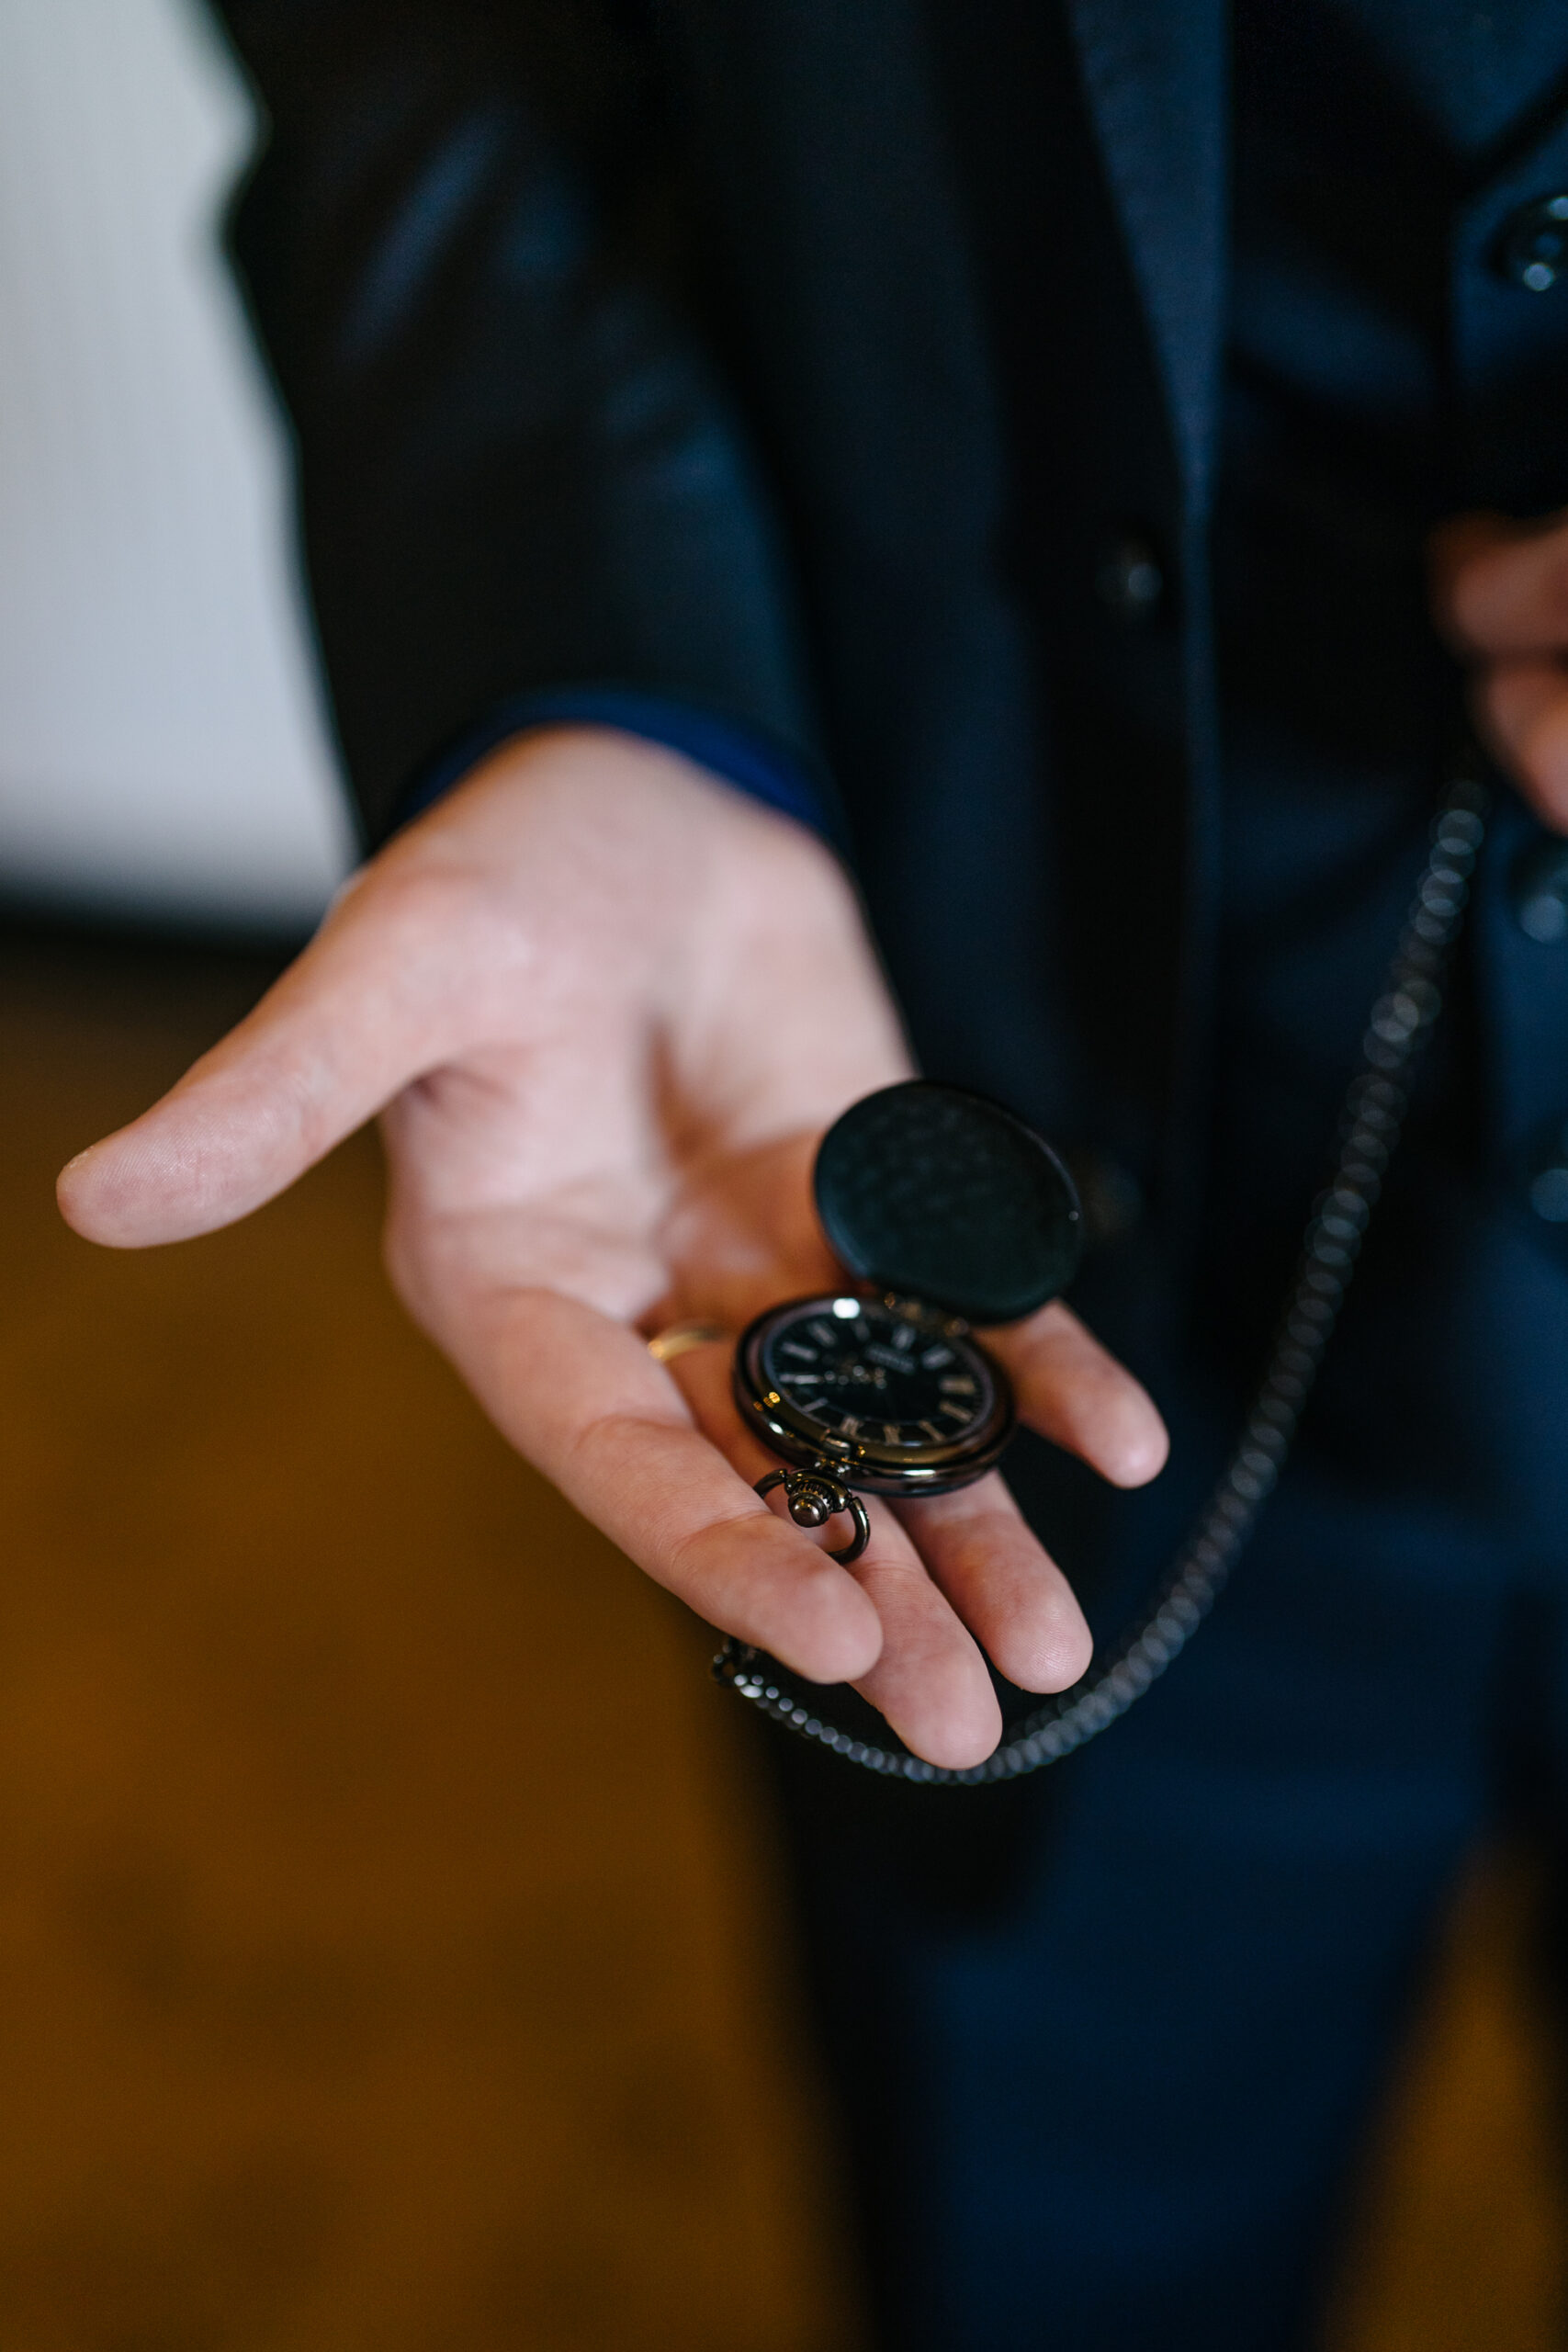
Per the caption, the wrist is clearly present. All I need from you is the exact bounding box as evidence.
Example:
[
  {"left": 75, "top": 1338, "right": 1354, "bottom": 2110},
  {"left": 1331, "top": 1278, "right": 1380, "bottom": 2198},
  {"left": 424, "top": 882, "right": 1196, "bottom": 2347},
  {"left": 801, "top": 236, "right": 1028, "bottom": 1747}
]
[{"left": 396, "top": 689, "right": 832, "bottom": 843}]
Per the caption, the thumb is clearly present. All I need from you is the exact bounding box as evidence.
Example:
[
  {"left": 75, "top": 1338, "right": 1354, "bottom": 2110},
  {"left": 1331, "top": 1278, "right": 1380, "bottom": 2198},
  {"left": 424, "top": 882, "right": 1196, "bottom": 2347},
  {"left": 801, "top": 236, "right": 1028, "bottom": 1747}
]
[{"left": 58, "top": 869, "right": 506, "bottom": 1248}]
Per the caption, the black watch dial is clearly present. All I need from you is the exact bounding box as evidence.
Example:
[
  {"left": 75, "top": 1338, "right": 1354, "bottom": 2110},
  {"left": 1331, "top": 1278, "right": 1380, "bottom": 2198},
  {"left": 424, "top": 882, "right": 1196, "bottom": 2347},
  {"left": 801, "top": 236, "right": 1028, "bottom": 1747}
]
[{"left": 735, "top": 1293, "right": 1013, "bottom": 1496}]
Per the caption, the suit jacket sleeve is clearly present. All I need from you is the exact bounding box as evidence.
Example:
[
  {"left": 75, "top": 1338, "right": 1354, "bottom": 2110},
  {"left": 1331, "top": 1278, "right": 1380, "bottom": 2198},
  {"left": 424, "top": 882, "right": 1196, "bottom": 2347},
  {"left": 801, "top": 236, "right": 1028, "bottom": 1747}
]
[{"left": 211, "top": 0, "right": 823, "bottom": 845}]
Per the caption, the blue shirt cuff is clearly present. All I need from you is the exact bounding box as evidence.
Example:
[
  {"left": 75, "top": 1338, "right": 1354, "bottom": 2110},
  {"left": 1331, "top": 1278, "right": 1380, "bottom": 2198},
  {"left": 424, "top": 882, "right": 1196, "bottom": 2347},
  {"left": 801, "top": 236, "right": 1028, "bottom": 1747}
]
[{"left": 397, "top": 687, "right": 831, "bottom": 839}]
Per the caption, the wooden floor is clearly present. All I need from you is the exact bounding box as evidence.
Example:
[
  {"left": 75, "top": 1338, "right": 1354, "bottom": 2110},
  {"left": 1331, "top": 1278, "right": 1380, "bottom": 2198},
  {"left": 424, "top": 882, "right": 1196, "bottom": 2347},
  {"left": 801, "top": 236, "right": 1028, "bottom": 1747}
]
[{"left": 0, "top": 918, "right": 1562, "bottom": 2349}]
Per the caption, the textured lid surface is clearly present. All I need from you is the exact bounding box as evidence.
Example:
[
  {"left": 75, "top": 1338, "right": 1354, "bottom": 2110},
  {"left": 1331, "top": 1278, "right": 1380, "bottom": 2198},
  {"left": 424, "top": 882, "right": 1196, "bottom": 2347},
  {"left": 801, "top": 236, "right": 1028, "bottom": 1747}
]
[{"left": 813, "top": 1081, "right": 1082, "bottom": 1324}]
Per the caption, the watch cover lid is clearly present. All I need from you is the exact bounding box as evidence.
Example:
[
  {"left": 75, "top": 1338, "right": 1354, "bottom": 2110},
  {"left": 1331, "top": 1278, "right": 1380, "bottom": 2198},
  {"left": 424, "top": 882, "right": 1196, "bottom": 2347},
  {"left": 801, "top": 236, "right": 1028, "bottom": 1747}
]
[{"left": 812, "top": 1080, "right": 1083, "bottom": 1325}]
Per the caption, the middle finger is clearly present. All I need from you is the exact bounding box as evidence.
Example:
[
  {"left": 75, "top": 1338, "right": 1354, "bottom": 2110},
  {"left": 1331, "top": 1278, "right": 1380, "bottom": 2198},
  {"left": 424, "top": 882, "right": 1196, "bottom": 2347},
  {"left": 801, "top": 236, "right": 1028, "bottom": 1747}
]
[{"left": 671, "top": 1336, "right": 1005, "bottom": 1767}]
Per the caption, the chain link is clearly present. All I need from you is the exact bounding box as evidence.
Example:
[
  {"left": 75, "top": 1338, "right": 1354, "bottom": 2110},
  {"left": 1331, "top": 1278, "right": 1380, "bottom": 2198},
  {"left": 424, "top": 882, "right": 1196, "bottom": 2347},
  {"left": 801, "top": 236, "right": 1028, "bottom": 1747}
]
[{"left": 714, "top": 770, "right": 1492, "bottom": 1784}]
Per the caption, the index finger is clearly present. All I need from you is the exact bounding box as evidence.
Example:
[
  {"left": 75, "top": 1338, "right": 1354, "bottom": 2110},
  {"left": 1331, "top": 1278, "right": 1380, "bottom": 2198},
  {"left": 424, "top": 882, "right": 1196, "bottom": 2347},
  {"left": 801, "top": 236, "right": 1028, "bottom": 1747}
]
[{"left": 437, "top": 1283, "right": 885, "bottom": 1688}]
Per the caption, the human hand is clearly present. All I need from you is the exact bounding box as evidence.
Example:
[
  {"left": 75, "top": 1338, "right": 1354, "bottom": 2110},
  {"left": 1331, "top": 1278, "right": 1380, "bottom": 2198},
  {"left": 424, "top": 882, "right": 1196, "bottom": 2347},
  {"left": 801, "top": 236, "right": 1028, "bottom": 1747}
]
[
  {"left": 57, "top": 729, "right": 1167, "bottom": 1768},
  {"left": 1431, "top": 505, "right": 1568, "bottom": 830}
]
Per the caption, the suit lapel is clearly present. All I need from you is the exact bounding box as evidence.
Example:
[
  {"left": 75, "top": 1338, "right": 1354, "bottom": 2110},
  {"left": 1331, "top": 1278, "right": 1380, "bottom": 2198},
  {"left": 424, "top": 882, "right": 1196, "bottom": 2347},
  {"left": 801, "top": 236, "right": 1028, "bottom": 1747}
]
[{"left": 1063, "top": 0, "right": 1227, "bottom": 514}]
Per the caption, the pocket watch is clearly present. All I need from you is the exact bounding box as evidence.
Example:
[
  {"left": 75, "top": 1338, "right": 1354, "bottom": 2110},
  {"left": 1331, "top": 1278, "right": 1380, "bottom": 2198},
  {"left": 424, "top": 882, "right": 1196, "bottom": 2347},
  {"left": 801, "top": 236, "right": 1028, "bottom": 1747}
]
[{"left": 733, "top": 1081, "right": 1083, "bottom": 1563}]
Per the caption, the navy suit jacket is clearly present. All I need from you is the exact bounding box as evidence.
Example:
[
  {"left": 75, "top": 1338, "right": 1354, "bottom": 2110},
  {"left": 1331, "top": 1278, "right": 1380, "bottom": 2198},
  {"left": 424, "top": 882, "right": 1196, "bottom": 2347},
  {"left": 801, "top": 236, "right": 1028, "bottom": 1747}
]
[{"left": 210, "top": 0, "right": 1568, "bottom": 1262}]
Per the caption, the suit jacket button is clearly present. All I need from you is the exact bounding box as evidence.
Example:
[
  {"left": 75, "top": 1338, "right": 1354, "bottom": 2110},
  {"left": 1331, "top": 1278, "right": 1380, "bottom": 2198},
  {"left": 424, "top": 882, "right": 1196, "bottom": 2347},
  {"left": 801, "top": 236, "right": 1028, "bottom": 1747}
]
[
  {"left": 1066, "top": 1150, "right": 1144, "bottom": 1243},
  {"left": 1096, "top": 535, "right": 1164, "bottom": 621},
  {"left": 1496, "top": 193, "right": 1568, "bottom": 292},
  {"left": 1511, "top": 837, "right": 1568, "bottom": 942}
]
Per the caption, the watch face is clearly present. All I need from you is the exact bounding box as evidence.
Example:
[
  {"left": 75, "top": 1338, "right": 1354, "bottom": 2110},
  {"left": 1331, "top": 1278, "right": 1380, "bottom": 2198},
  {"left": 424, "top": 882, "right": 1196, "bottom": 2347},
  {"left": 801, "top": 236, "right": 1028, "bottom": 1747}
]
[{"left": 735, "top": 1293, "right": 1013, "bottom": 1495}]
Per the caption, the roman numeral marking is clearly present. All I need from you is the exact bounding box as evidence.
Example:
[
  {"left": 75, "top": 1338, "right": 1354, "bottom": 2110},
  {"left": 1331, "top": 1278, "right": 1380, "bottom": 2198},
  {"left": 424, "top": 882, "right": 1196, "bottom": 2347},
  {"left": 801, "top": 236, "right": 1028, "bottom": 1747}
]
[
  {"left": 780, "top": 1340, "right": 818, "bottom": 1361},
  {"left": 941, "top": 1400, "right": 972, "bottom": 1423},
  {"left": 808, "top": 1321, "right": 836, "bottom": 1347},
  {"left": 918, "top": 1419, "right": 944, "bottom": 1442},
  {"left": 939, "top": 1374, "right": 976, "bottom": 1395},
  {"left": 920, "top": 1345, "right": 953, "bottom": 1370}
]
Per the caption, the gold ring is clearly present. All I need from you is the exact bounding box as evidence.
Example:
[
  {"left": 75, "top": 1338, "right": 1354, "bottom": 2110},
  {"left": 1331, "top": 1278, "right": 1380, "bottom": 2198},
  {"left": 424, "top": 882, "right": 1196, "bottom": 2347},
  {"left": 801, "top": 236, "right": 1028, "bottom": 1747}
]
[{"left": 648, "top": 1319, "right": 729, "bottom": 1365}]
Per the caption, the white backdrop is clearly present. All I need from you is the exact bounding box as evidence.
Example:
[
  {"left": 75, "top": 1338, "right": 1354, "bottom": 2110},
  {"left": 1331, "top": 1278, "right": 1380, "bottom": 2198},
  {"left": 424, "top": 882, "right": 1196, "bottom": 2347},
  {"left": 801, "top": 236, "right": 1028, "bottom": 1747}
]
[{"left": 0, "top": 0, "right": 354, "bottom": 930}]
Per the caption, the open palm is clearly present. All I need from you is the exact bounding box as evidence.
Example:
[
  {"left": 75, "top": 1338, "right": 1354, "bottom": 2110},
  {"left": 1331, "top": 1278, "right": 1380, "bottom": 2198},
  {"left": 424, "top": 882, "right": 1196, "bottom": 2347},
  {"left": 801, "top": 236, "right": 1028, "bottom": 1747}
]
[{"left": 59, "top": 731, "right": 1167, "bottom": 1767}]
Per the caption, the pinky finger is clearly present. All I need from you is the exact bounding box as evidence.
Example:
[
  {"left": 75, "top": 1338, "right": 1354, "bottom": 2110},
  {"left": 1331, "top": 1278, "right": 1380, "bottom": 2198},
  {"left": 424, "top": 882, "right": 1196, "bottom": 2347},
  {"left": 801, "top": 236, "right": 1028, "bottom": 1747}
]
[{"left": 987, "top": 1302, "right": 1168, "bottom": 1488}]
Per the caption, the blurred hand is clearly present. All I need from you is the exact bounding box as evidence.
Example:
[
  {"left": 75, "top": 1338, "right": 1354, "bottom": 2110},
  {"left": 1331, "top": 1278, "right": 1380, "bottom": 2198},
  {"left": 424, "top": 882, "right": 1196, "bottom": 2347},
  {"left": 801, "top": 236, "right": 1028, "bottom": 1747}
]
[
  {"left": 57, "top": 729, "right": 1166, "bottom": 1768},
  {"left": 1432, "top": 505, "right": 1568, "bottom": 831}
]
